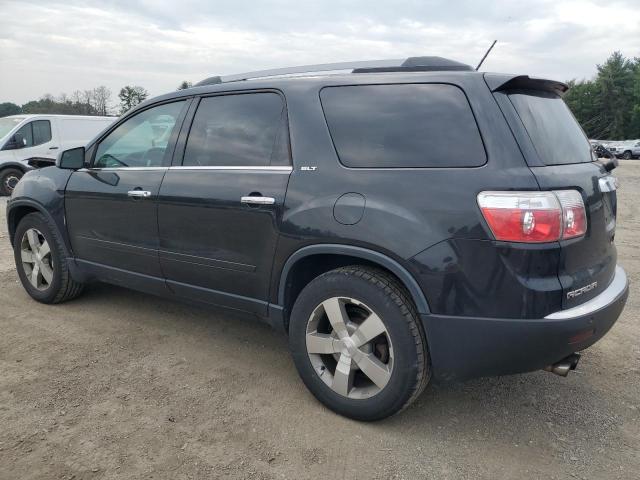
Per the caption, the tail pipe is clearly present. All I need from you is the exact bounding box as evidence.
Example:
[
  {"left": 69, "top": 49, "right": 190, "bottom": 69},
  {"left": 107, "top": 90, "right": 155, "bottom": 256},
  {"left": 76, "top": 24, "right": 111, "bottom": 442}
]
[{"left": 544, "top": 353, "right": 581, "bottom": 377}]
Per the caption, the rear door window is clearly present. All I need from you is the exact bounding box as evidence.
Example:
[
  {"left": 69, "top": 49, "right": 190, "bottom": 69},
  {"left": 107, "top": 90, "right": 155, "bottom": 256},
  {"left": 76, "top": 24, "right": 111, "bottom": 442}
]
[
  {"left": 507, "top": 90, "right": 592, "bottom": 165},
  {"left": 320, "top": 84, "right": 486, "bottom": 168},
  {"left": 183, "top": 92, "right": 289, "bottom": 167}
]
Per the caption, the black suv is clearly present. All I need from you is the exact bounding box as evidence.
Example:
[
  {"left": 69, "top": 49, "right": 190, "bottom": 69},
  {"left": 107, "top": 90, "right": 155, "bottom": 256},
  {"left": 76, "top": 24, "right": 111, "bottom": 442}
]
[{"left": 7, "top": 57, "right": 629, "bottom": 421}]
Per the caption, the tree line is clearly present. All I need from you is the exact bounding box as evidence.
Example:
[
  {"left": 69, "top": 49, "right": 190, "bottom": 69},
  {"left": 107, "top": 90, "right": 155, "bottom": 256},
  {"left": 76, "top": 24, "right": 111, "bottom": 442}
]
[
  {"left": 564, "top": 52, "right": 640, "bottom": 140},
  {"left": 0, "top": 81, "right": 193, "bottom": 118}
]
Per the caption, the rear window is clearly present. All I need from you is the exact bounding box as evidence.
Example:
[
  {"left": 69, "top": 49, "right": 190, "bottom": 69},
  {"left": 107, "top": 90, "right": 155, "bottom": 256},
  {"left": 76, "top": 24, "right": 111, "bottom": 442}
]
[
  {"left": 320, "top": 84, "right": 486, "bottom": 168},
  {"left": 508, "top": 90, "right": 592, "bottom": 165}
]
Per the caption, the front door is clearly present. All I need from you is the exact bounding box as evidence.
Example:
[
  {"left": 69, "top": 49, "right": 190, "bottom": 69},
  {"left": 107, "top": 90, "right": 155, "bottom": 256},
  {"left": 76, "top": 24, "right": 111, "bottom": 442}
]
[
  {"left": 65, "top": 100, "right": 189, "bottom": 286},
  {"left": 158, "top": 92, "right": 291, "bottom": 314}
]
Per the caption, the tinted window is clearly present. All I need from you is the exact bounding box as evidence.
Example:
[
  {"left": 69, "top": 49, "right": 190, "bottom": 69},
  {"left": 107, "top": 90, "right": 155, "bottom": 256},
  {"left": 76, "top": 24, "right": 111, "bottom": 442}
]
[
  {"left": 13, "top": 120, "right": 52, "bottom": 147},
  {"left": 183, "top": 93, "right": 289, "bottom": 167},
  {"left": 508, "top": 90, "right": 592, "bottom": 165},
  {"left": 320, "top": 84, "right": 486, "bottom": 168},
  {"left": 32, "top": 120, "right": 52, "bottom": 145},
  {"left": 95, "top": 101, "right": 185, "bottom": 168}
]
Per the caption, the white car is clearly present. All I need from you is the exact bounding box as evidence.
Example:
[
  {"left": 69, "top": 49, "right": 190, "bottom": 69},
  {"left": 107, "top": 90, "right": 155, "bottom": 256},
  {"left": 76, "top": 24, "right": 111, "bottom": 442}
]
[
  {"left": 0, "top": 114, "right": 116, "bottom": 195},
  {"left": 607, "top": 141, "right": 640, "bottom": 160}
]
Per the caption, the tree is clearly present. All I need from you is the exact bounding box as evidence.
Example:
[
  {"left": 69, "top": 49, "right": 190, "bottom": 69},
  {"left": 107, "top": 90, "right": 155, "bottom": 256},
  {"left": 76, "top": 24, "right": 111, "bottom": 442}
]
[
  {"left": 92, "top": 86, "right": 112, "bottom": 115},
  {"left": 563, "top": 51, "right": 640, "bottom": 140},
  {"left": 0, "top": 102, "right": 21, "bottom": 117},
  {"left": 177, "top": 81, "right": 193, "bottom": 90},
  {"left": 118, "top": 86, "right": 148, "bottom": 114}
]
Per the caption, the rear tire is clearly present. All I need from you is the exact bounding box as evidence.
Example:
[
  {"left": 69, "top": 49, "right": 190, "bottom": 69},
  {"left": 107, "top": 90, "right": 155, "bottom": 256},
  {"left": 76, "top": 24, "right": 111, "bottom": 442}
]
[
  {"left": 0, "top": 168, "right": 23, "bottom": 196},
  {"left": 289, "top": 266, "right": 430, "bottom": 421},
  {"left": 13, "top": 212, "right": 84, "bottom": 304}
]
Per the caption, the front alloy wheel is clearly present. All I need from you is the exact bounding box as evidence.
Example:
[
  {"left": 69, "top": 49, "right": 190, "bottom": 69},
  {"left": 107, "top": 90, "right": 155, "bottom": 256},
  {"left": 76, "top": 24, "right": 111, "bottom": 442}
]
[{"left": 20, "top": 228, "right": 54, "bottom": 291}]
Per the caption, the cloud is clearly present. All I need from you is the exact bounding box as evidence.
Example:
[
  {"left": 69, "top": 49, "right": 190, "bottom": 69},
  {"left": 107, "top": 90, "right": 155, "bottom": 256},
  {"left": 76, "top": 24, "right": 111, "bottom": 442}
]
[{"left": 0, "top": 0, "right": 638, "bottom": 106}]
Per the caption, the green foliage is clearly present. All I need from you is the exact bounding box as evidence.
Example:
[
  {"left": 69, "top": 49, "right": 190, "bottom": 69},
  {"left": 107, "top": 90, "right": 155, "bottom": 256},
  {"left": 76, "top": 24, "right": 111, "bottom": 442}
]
[
  {"left": 0, "top": 102, "right": 21, "bottom": 117},
  {"left": 118, "top": 85, "right": 149, "bottom": 114},
  {"left": 565, "top": 52, "right": 640, "bottom": 140},
  {"left": 21, "top": 95, "right": 98, "bottom": 115}
]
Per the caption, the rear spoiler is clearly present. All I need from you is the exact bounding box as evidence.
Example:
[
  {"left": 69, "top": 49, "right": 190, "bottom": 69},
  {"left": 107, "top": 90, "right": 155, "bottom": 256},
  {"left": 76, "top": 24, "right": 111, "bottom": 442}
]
[{"left": 484, "top": 73, "right": 568, "bottom": 95}]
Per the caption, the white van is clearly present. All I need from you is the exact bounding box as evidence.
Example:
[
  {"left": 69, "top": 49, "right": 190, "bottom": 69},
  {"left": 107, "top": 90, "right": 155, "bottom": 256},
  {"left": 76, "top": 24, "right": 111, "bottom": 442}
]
[{"left": 0, "top": 114, "right": 116, "bottom": 195}]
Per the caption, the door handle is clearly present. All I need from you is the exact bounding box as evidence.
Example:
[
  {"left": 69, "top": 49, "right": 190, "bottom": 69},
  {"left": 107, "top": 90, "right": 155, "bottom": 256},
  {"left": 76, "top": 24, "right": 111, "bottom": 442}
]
[
  {"left": 49, "top": 146, "right": 59, "bottom": 150},
  {"left": 241, "top": 196, "right": 275, "bottom": 205},
  {"left": 128, "top": 190, "right": 152, "bottom": 199}
]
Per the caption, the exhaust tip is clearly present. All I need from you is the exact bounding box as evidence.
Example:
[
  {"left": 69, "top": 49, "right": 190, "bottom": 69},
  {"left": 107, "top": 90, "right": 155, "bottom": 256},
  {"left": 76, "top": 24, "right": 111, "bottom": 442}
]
[{"left": 544, "top": 353, "right": 581, "bottom": 377}]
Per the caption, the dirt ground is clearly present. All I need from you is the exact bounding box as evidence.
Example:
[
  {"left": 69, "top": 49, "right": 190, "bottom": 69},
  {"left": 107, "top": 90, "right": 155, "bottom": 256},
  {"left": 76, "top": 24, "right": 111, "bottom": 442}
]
[{"left": 0, "top": 162, "right": 638, "bottom": 480}]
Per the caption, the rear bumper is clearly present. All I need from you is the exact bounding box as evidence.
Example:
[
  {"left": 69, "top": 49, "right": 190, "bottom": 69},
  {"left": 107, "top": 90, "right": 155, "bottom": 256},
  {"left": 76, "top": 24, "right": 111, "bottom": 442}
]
[{"left": 421, "top": 266, "right": 629, "bottom": 381}]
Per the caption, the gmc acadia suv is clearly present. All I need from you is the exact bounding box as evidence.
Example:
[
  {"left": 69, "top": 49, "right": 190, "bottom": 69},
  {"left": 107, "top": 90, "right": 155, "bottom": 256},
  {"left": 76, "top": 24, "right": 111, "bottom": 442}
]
[{"left": 6, "top": 57, "right": 629, "bottom": 421}]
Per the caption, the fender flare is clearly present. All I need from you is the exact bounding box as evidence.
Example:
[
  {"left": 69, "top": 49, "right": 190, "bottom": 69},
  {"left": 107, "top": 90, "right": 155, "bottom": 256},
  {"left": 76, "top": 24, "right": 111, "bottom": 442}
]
[
  {"left": 7, "top": 199, "right": 70, "bottom": 255},
  {"left": 277, "top": 244, "right": 431, "bottom": 314}
]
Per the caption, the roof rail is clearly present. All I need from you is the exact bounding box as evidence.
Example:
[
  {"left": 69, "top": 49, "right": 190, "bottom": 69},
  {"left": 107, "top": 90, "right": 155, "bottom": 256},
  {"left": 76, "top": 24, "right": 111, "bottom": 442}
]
[{"left": 194, "top": 56, "right": 473, "bottom": 86}]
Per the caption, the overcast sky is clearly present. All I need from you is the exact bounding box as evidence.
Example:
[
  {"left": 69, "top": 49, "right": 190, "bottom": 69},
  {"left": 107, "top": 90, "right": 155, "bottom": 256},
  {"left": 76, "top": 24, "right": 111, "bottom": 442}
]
[{"left": 1, "top": 0, "right": 638, "bottom": 107}]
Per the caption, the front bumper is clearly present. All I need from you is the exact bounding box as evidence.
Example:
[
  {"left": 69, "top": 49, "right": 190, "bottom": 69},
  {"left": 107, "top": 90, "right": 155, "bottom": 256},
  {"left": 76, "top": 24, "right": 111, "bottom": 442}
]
[{"left": 421, "top": 266, "right": 629, "bottom": 381}]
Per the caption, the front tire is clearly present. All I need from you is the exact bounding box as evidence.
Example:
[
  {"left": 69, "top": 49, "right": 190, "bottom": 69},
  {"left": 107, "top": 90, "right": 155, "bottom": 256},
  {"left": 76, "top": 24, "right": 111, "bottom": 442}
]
[
  {"left": 0, "top": 168, "right": 24, "bottom": 196},
  {"left": 622, "top": 150, "right": 632, "bottom": 160},
  {"left": 289, "top": 266, "right": 430, "bottom": 421},
  {"left": 13, "top": 212, "right": 84, "bottom": 304}
]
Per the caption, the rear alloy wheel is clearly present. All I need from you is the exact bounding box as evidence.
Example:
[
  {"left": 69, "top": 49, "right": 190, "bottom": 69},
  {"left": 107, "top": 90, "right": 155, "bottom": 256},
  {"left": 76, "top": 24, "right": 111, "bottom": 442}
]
[
  {"left": 289, "top": 266, "right": 430, "bottom": 421},
  {"left": 306, "top": 297, "right": 394, "bottom": 399},
  {"left": 0, "top": 168, "right": 23, "bottom": 196}
]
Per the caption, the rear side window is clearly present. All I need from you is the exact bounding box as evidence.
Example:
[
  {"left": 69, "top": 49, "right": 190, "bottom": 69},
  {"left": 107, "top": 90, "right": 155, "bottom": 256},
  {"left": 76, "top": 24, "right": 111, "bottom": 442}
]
[
  {"left": 508, "top": 90, "right": 592, "bottom": 165},
  {"left": 320, "top": 84, "right": 486, "bottom": 168},
  {"left": 183, "top": 92, "right": 289, "bottom": 167}
]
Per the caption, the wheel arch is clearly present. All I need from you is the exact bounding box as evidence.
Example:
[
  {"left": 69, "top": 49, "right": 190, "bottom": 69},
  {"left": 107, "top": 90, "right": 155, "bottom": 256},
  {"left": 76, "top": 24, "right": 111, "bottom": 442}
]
[
  {"left": 7, "top": 200, "right": 68, "bottom": 254},
  {"left": 277, "top": 244, "right": 431, "bottom": 330}
]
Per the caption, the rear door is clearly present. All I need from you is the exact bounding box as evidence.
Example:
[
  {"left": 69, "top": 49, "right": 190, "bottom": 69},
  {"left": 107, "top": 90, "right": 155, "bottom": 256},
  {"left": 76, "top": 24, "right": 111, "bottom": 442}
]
[
  {"left": 493, "top": 84, "right": 617, "bottom": 309},
  {"left": 65, "top": 100, "right": 188, "bottom": 284},
  {"left": 157, "top": 91, "right": 291, "bottom": 315}
]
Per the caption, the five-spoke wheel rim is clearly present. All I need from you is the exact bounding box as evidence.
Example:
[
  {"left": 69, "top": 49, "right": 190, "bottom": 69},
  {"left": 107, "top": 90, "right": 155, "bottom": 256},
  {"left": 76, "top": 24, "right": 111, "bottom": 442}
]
[
  {"left": 20, "top": 228, "right": 53, "bottom": 291},
  {"left": 306, "top": 297, "right": 394, "bottom": 399}
]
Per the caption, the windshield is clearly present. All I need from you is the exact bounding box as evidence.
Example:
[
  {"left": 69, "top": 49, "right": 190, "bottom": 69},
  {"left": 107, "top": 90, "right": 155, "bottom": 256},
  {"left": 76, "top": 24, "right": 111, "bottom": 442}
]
[
  {"left": 508, "top": 90, "right": 592, "bottom": 165},
  {"left": 0, "top": 117, "right": 24, "bottom": 139}
]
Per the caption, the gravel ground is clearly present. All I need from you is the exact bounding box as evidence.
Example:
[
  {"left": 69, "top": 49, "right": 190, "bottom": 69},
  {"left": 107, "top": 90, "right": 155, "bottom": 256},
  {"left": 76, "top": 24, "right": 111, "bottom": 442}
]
[{"left": 0, "top": 162, "right": 638, "bottom": 480}]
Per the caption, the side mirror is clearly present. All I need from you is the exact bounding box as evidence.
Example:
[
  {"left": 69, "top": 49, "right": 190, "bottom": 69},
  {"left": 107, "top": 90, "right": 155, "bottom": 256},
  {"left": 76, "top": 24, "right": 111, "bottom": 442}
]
[
  {"left": 4, "top": 132, "right": 26, "bottom": 150},
  {"left": 56, "top": 147, "right": 86, "bottom": 170}
]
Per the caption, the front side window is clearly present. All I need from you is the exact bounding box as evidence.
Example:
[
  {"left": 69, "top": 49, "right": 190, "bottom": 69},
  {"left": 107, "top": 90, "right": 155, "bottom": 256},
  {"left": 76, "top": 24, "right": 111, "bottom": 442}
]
[
  {"left": 32, "top": 120, "right": 52, "bottom": 145},
  {"left": 183, "top": 92, "right": 289, "bottom": 167},
  {"left": 12, "top": 120, "right": 52, "bottom": 148},
  {"left": 320, "top": 84, "right": 486, "bottom": 168},
  {"left": 94, "top": 101, "right": 185, "bottom": 168}
]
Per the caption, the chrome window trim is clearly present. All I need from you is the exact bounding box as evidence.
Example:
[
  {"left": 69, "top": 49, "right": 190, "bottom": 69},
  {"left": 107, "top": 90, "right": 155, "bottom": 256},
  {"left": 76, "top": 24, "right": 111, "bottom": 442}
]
[
  {"left": 545, "top": 265, "right": 627, "bottom": 320},
  {"left": 77, "top": 166, "right": 293, "bottom": 172},
  {"left": 78, "top": 167, "right": 169, "bottom": 172},
  {"left": 169, "top": 166, "right": 293, "bottom": 172}
]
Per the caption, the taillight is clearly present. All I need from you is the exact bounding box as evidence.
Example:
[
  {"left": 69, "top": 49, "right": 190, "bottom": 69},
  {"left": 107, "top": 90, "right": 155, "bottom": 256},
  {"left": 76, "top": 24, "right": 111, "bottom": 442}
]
[
  {"left": 477, "top": 190, "right": 586, "bottom": 243},
  {"left": 554, "top": 190, "right": 587, "bottom": 239}
]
